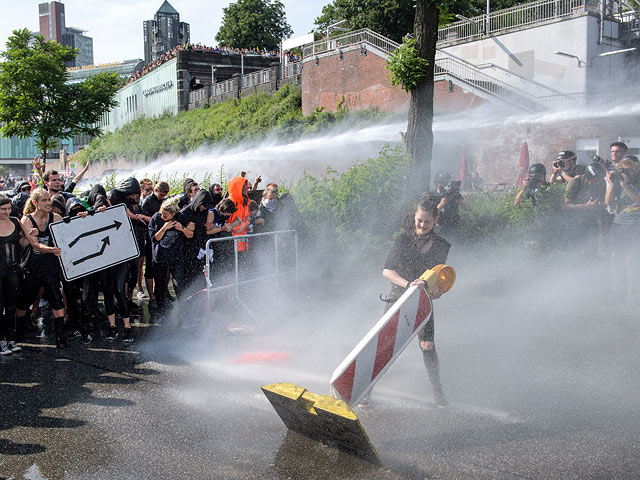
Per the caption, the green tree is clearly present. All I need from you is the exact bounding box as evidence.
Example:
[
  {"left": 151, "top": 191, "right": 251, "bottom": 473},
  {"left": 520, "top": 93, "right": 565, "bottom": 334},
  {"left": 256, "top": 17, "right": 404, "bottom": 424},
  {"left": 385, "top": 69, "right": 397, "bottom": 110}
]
[
  {"left": 0, "top": 29, "right": 120, "bottom": 168},
  {"left": 313, "top": 0, "right": 532, "bottom": 42},
  {"left": 215, "top": 0, "right": 293, "bottom": 51},
  {"left": 314, "top": 0, "right": 416, "bottom": 43}
]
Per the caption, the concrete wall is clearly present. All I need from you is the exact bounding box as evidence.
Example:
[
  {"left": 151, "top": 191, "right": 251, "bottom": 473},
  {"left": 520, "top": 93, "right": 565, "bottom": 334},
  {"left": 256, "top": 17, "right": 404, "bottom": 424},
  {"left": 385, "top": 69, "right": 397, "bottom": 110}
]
[
  {"left": 105, "top": 58, "right": 179, "bottom": 132},
  {"left": 439, "top": 14, "right": 632, "bottom": 95}
]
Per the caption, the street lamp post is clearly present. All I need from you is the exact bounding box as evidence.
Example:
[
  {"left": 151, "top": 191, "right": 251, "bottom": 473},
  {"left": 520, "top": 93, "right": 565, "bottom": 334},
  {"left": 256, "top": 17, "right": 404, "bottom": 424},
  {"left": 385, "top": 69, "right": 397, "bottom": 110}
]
[{"left": 554, "top": 47, "right": 637, "bottom": 67}]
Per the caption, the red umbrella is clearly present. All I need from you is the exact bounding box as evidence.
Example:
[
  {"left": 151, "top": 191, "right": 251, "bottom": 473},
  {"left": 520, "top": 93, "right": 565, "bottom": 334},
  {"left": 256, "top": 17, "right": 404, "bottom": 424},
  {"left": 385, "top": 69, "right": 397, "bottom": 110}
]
[{"left": 517, "top": 141, "right": 530, "bottom": 186}]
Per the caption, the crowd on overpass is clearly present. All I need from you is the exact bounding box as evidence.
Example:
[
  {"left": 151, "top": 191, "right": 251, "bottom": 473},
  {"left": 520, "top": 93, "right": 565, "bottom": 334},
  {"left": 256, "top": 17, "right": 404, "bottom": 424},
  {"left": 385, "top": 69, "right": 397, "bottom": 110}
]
[{"left": 124, "top": 43, "right": 280, "bottom": 87}]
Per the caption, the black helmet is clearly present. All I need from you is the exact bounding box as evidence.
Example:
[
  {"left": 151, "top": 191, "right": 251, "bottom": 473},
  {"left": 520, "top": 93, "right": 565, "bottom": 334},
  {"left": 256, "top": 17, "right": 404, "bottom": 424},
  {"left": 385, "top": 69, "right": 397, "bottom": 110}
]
[
  {"left": 434, "top": 171, "right": 451, "bottom": 184},
  {"left": 585, "top": 162, "right": 606, "bottom": 179},
  {"left": 528, "top": 163, "right": 546, "bottom": 177},
  {"left": 557, "top": 150, "right": 577, "bottom": 161}
]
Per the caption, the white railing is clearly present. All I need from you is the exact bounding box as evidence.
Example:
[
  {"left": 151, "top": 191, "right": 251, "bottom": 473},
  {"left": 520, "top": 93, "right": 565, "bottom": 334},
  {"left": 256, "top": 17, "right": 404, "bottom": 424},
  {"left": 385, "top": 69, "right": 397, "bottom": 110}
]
[
  {"left": 302, "top": 28, "right": 399, "bottom": 58},
  {"left": 213, "top": 78, "right": 235, "bottom": 96},
  {"left": 435, "top": 56, "right": 545, "bottom": 112},
  {"left": 241, "top": 68, "right": 271, "bottom": 89},
  {"left": 189, "top": 87, "right": 209, "bottom": 104},
  {"left": 438, "top": 0, "right": 592, "bottom": 46}
]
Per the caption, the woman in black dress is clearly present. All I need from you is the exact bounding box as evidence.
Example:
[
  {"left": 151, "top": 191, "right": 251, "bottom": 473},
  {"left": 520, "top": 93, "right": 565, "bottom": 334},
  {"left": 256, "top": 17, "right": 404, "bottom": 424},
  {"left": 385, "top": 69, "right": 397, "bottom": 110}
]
[{"left": 382, "top": 198, "right": 451, "bottom": 406}]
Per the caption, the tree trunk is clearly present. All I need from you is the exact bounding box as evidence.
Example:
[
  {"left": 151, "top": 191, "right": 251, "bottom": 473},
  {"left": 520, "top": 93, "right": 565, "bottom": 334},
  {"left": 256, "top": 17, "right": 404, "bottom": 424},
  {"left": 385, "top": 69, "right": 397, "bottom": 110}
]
[{"left": 405, "top": 0, "right": 440, "bottom": 197}]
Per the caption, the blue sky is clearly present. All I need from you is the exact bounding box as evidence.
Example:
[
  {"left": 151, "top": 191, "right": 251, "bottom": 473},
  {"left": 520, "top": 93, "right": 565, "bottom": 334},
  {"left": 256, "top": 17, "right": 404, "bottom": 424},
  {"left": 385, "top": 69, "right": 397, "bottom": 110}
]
[{"left": 1, "top": 0, "right": 328, "bottom": 64}]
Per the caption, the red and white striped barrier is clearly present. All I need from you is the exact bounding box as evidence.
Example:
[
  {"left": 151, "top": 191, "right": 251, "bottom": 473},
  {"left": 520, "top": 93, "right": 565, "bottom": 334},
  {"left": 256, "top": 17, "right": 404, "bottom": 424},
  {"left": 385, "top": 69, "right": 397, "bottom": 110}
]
[{"left": 330, "top": 285, "right": 433, "bottom": 407}]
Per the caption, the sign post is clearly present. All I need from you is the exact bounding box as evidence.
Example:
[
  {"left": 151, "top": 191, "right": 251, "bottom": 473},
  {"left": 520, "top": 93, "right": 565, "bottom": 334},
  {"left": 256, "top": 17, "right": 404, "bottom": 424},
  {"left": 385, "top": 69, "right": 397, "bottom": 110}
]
[{"left": 49, "top": 204, "right": 140, "bottom": 281}]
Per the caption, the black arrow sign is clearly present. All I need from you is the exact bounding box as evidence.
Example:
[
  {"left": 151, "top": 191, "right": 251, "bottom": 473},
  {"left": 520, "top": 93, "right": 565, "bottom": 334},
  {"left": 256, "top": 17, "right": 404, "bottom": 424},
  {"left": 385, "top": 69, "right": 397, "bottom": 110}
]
[
  {"left": 68, "top": 220, "right": 122, "bottom": 248},
  {"left": 72, "top": 236, "right": 110, "bottom": 266}
]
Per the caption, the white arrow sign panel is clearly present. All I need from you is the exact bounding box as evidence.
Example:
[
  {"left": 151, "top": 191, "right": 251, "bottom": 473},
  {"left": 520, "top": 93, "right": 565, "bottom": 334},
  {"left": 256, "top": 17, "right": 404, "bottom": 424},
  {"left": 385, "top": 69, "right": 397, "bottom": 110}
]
[{"left": 50, "top": 204, "right": 140, "bottom": 281}]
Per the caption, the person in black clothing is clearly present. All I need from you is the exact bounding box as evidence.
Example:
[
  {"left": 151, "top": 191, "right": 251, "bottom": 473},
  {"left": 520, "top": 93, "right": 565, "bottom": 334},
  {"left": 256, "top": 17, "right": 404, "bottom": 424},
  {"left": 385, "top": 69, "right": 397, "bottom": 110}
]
[
  {"left": 15, "top": 188, "right": 66, "bottom": 348},
  {"left": 87, "top": 184, "right": 110, "bottom": 209},
  {"left": 209, "top": 183, "right": 223, "bottom": 206},
  {"left": 10, "top": 191, "right": 30, "bottom": 218},
  {"left": 431, "top": 171, "right": 470, "bottom": 240},
  {"left": 104, "top": 177, "right": 142, "bottom": 342},
  {"left": 0, "top": 194, "right": 49, "bottom": 354},
  {"left": 381, "top": 198, "right": 451, "bottom": 406},
  {"left": 177, "top": 177, "right": 195, "bottom": 209},
  {"left": 141, "top": 181, "right": 170, "bottom": 306},
  {"left": 180, "top": 189, "right": 212, "bottom": 292},
  {"left": 148, "top": 196, "right": 193, "bottom": 317},
  {"left": 205, "top": 198, "right": 237, "bottom": 287}
]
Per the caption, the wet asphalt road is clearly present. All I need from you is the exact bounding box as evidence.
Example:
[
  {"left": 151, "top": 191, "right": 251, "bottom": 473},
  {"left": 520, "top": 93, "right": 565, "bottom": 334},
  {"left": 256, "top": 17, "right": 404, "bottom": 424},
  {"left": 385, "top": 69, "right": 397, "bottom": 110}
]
[{"left": 1, "top": 260, "right": 640, "bottom": 480}]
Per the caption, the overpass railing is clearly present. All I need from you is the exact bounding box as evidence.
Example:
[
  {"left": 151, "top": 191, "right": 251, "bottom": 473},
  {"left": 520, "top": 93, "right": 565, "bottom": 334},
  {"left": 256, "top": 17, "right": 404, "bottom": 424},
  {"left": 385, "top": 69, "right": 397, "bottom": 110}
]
[{"left": 437, "top": 0, "right": 591, "bottom": 46}]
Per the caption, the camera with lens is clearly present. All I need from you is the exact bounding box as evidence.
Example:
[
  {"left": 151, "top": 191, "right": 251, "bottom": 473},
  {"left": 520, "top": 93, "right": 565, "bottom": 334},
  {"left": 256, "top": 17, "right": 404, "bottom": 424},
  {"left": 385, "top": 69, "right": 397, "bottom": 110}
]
[
  {"left": 444, "top": 180, "right": 461, "bottom": 195},
  {"left": 592, "top": 154, "right": 613, "bottom": 171},
  {"left": 553, "top": 160, "right": 566, "bottom": 169},
  {"left": 610, "top": 169, "right": 630, "bottom": 183}
]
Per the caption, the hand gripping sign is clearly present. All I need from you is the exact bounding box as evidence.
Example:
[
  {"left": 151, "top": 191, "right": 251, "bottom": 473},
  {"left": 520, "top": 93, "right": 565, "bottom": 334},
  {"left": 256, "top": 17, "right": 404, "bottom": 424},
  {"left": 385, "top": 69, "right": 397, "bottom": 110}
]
[
  {"left": 262, "top": 265, "right": 456, "bottom": 463},
  {"left": 49, "top": 204, "right": 140, "bottom": 281}
]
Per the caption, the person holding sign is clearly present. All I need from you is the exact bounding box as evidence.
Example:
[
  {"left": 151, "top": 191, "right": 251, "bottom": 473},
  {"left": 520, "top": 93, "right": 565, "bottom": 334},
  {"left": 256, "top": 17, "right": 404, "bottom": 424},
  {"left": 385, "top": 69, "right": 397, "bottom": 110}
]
[{"left": 381, "top": 197, "right": 451, "bottom": 406}]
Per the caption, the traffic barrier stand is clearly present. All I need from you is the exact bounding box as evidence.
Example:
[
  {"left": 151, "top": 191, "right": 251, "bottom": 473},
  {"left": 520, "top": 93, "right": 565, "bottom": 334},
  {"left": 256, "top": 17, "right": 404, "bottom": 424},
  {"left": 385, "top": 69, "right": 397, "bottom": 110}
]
[{"left": 263, "top": 265, "right": 456, "bottom": 463}]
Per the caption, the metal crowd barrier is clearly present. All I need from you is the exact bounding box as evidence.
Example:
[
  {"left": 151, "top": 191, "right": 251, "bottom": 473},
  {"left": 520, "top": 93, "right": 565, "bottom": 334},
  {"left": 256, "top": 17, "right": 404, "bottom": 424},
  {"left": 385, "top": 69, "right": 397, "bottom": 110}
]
[{"left": 204, "top": 229, "right": 299, "bottom": 323}]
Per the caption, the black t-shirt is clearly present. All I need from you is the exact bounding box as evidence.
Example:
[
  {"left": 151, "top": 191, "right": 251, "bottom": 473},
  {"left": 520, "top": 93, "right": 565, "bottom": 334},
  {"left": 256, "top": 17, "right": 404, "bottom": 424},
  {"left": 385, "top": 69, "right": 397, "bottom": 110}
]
[
  {"left": 431, "top": 190, "right": 462, "bottom": 229},
  {"left": 384, "top": 230, "right": 451, "bottom": 283},
  {"left": 0, "top": 217, "right": 22, "bottom": 270},
  {"left": 142, "top": 194, "right": 163, "bottom": 217}
]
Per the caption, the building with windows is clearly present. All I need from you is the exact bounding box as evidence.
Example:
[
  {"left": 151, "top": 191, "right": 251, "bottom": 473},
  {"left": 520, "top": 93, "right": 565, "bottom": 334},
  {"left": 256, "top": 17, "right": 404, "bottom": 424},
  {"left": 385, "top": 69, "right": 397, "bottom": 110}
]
[
  {"left": 143, "top": 1, "right": 190, "bottom": 65},
  {"left": 38, "top": 1, "right": 94, "bottom": 67}
]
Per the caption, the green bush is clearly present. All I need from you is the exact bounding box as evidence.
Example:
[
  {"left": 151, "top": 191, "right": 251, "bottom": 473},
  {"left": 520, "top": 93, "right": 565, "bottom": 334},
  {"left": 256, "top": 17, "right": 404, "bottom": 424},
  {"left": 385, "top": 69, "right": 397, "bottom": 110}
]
[
  {"left": 77, "top": 85, "right": 384, "bottom": 165},
  {"left": 291, "top": 145, "right": 408, "bottom": 265}
]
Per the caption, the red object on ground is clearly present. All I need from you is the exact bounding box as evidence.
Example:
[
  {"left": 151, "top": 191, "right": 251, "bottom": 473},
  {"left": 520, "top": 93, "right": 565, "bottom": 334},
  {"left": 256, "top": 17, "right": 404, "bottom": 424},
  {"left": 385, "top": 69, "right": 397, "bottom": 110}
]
[
  {"left": 230, "top": 352, "right": 290, "bottom": 363},
  {"left": 517, "top": 141, "right": 530, "bottom": 186}
]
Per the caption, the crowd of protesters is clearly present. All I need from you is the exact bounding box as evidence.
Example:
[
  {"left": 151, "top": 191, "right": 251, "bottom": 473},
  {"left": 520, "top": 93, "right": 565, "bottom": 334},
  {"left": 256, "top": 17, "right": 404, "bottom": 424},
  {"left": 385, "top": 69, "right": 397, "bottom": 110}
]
[
  {"left": 0, "top": 162, "right": 305, "bottom": 354},
  {"left": 124, "top": 43, "right": 280, "bottom": 86}
]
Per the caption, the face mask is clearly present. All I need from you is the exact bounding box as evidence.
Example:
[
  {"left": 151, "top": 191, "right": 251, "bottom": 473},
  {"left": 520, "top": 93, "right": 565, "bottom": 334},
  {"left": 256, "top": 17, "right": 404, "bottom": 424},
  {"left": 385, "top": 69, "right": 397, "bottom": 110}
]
[{"left": 262, "top": 198, "right": 277, "bottom": 212}]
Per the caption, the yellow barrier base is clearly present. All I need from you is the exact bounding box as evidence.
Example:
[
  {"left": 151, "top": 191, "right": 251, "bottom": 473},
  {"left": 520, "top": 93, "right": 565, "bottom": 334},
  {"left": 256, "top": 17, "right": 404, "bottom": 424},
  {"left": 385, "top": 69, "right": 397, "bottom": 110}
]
[{"left": 262, "top": 382, "right": 381, "bottom": 464}]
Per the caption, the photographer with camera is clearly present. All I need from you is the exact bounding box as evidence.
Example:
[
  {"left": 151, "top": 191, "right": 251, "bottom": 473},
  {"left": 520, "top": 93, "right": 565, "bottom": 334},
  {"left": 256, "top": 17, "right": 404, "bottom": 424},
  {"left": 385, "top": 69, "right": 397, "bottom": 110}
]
[
  {"left": 605, "top": 154, "right": 640, "bottom": 302},
  {"left": 550, "top": 151, "right": 582, "bottom": 185},
  {"left": 431, "top": 171, "right": 470, "bottom": 240},
  {"left": 514, "top": 163, "right": 550, "bottom": 207},
  {"left": 563, "top": 162, "right": 607, "bottom": 255}
]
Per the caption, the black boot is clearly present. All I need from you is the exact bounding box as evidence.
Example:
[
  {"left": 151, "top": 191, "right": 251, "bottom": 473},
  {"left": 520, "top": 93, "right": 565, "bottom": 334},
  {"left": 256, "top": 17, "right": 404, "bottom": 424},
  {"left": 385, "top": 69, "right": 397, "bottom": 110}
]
[
  {"left": 423, "top": 346, "right": 448, "bottom": 407},
  {"left": 55, "top": 317, "right": 68, "bottom": 349}
]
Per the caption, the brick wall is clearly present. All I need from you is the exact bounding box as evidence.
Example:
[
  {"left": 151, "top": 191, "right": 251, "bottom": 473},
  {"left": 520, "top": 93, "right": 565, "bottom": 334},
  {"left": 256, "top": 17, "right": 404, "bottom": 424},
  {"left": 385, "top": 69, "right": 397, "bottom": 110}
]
[{"left": 302, "top": 46, "right": 483, "bottom": 115}]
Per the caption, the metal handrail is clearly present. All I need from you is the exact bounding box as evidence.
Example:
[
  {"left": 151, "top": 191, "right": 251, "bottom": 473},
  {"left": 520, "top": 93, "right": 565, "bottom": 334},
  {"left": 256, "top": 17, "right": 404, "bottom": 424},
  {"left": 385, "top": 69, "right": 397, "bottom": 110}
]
[
  {"left": 437, "top": 0, "right": 590, "bottom": 46},
  {"left": 302, "top": 28, "right": 399, "bottom": 58},
  {"left": 435, "top": 56, "right": 545, "bottom": 111}
]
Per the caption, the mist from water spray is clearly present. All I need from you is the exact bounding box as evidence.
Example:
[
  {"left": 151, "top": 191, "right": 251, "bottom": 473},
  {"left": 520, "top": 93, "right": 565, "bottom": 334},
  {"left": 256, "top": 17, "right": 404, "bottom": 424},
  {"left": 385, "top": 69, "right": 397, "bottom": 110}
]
[{"left": 130, "top": 102, "right": 640, "bottom": 446}]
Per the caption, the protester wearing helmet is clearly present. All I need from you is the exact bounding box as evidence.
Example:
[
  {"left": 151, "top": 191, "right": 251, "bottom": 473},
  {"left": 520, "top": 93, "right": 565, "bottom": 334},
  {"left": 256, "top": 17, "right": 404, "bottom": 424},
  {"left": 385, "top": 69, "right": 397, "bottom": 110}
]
[
  {"left": 514, "top": 163, "right": 550, "bottom": 206},
  {"left": 550, "top": 150, "right": 582, "bottom": 184}
]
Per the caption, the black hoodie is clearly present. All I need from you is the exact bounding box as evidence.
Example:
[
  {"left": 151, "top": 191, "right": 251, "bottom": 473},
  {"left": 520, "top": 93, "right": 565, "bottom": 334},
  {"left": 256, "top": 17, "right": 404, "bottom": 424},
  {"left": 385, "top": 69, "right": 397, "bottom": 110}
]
[
  {"left": 87, "top": 184, "right": 109, "bottom": 209},
  {"left": 107, "top": 177, "right": 141, "bottom": 207},
  {"left": 10, "top": 192, "right": 29, "bottom": 218},
  {"left": 181, "top": 190, "right": 213, "bottom": 275},
  {"left": 65, "top": 196, "right": 87, "bottom": 217}
]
